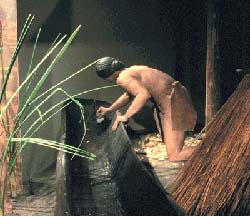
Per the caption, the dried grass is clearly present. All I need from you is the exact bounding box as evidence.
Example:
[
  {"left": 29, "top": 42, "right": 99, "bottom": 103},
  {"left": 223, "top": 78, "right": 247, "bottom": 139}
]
[{"left": 172, "top": 75, "right": 250, "bottom": 216}]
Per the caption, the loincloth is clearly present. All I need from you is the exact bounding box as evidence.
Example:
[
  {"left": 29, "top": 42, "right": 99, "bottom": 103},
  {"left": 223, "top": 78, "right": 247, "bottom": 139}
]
[{"left": 153, "top": 81, "right": 197, "bottom": 131}]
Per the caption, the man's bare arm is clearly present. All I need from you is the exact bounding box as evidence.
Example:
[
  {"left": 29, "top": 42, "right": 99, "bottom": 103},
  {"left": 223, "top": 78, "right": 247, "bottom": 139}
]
[
  {"left": 111, "top": 89, "right": 150, "bottom": 131},
  {"left": 112, "top": 75, "right": 151, "bottom": 130},
  {"left": 109, "top": 92, "right": 131, "bottom": 111},
  {"left": 97, "top": 92, "right": 131, "bottom": 117},
  {"left": 125, "top": 90, "right": 150, "bottom": 118},
  {"left": 117, "top": 77, "right": 151, "bottom": 119}
]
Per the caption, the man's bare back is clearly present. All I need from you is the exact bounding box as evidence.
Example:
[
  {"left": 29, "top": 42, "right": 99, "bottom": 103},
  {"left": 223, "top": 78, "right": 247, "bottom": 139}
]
[{"left": 117, "top": 65, "right": 175, "bottom": 110}]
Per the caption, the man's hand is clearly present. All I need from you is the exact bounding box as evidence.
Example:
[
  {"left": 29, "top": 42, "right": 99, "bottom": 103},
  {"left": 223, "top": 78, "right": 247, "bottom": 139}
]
[
  {"left": 96, "top": 106, "right": 111, "bottom": 118},
  {"left": 112, "top": 114, "right": 128, "bottom": 131}
]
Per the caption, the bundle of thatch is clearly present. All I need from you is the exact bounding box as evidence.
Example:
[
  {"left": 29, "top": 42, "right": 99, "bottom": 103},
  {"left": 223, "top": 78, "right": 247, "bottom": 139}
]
[{"left": 172, "top": 75, "right": 250, "bottom": 216}]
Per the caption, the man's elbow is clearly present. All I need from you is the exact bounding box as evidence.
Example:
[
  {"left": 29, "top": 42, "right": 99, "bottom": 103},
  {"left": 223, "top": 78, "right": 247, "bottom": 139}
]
[{"left": 139, "top": 90, "right": 151, "bottom": 100}]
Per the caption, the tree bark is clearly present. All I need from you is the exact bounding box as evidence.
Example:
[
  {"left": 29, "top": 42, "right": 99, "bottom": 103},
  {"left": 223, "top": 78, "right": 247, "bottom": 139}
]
[{"left": 0, "top": 1, "right": 21, "bottom": 213}]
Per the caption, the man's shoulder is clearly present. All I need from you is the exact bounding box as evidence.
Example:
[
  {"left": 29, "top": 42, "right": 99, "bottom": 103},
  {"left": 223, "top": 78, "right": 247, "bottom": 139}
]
[
  {"left": 117, "top": 67, "right": 140, "bottom": 85},
  {"left": 120, "top": 65, "right": 149, "bottom": 75},
  {"left": 128, "top": 65, "right": 149, "bottom": 70}
]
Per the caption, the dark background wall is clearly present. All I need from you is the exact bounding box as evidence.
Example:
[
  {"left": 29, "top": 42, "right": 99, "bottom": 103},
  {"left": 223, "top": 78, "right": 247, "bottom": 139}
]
[
  {"left": 16, "top": 0, "right": 250, "bottom": 180},
  {"left": 218, "top": 0, "right": 250, "bottom": 102},
  {"left": 17, "top": 0, "right": 250, "bottom": 106}
]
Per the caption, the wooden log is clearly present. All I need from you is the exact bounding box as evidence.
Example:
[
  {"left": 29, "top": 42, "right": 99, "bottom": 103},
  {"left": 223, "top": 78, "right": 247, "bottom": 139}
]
[
  {"left": 206, "top": 0, "right": 220, "bottom": 125},
  {"left": 57, "top": 99, "right": 186, "bottom": 216},
  {"left": 106, "top": 111, "right": 186, "bottom": 216},
  {"left": 55, "top": 151, "right": 71, "bottom": 216}
]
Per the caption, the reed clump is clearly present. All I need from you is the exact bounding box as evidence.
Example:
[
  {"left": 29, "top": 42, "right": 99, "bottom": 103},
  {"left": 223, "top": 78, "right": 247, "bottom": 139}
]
[{"left": 172, "top": 75, "right": 250, "bottom": 216}]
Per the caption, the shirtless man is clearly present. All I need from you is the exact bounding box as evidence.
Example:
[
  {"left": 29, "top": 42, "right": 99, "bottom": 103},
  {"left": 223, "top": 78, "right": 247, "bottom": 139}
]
[{"left": 96, "top": 57, "right": 197, "bottom": 161}]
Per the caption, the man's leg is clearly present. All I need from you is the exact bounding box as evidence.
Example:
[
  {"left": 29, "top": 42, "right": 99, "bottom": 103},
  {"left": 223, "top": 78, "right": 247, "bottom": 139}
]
[
  {"left": 153, "top": 106, "right": 164, "bottom": 141},
  {"left": 162, "top": 105, "right": 196, "bottom": 162}
]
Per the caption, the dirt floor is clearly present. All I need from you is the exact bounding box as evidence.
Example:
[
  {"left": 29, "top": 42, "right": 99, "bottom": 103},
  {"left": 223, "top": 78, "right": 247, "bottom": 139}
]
[
  {"left": 10, "top": 173, "right": 56, "bottom": 216},
  {"left": 131, "top": 133, "right": 201, "bottom": 193},
  {"left": 10, "top": 132, "right": 201, "bottom": 215}
]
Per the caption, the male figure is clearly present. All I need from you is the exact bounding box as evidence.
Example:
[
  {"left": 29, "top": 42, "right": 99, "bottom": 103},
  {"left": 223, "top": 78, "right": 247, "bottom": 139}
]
[{"left": 96, "top": 57, "right": 197, "bottom": 161}]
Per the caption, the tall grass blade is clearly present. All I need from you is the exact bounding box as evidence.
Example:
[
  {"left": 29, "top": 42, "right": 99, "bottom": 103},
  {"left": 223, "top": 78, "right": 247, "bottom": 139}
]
[
  {"left": 10, "top": 137, "right": 96, "bottom": 160},
  {"left": 0, "top": 34, "right": 67, "bottom": 121},
  {"left": 16, "top": 25, "right": 81, "bottom": 123},
  {"left": 0, "top": 14, "right": 34, "bottom": 102},
  {"left": 25, "top": 28, "right": 41, "bottom": 92},
  {"left": 31, "top": 60, "right": 97, "bottom": 104}
]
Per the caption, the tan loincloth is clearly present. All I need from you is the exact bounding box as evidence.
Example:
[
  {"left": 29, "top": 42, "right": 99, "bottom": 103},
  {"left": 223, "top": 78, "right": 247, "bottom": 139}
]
[{"left": 170, "top": 81, "right": 197, "bottom": 131}]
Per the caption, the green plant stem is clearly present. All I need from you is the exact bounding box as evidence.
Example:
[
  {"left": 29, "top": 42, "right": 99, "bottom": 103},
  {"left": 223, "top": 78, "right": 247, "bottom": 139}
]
[
  {"left": 17, "top": 85, "right": 117, "bottom": 138},
  {"left": 30, "top": 60, "right": 97, "bottom": 105},
  {"left": 0, "top": 33, "right": 68, "bottom": 183},
  {"left": 22, "top": 89, "right": 84, "bottom": 138},
  {"left": 0, "top": 34, "right": 67, "bottom": 121},
  {"left": 25, "top": 28, "right": 41, "bottom": 93},
  {"left": 0, "top": 45, "right": 5, "bottom": 89},
  {"left": 25, "top": 85, "right": 118, "bottom": 137},
  {"left": 10, "top": 138, "right": 96, "bottom": 159},
  {"left": 15, "top": 25, "right": 81, "bottom": 127},
  {"left": 0, "top": 14, "right": 34, "bottom": 103},
  {"left": 25, "top": 31, "right": 62, "bottom": 93}
]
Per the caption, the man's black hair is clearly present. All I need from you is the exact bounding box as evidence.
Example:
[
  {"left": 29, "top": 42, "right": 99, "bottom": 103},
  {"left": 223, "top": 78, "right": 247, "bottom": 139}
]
[{"left": 96, "top": 57, "right": 125, "bottom": 79}]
